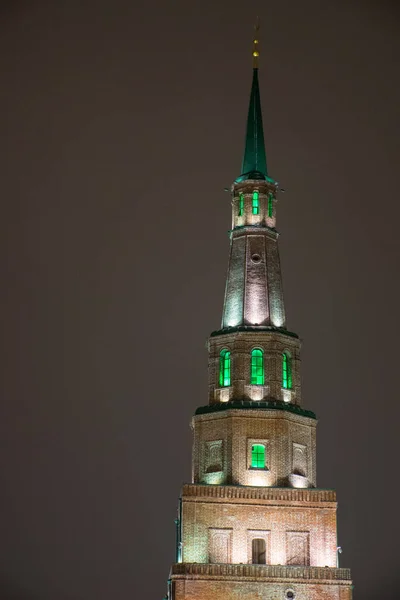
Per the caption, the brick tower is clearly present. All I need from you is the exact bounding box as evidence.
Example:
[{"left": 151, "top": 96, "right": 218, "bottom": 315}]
[{"left": 168, "top": 29, "right": 353, "bottom": 600}]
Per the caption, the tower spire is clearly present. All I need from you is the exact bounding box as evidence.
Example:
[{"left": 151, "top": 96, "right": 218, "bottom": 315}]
[{"left": 240, "top": 20, "right": 268, "bottom": 181}]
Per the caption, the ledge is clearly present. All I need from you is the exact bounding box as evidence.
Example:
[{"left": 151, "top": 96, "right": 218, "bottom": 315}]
[
  {"left": 182, "top": 484, "right": 336, "bottom": 504},
  {"left": 171, "top": 563, "right": 351, "bottom": 583},
  {"left": 210, "top": 325, "right": 299, "bottom": 339},
  {"left": 234, "top": 172, "right": 277, "bottom": 184},
  {"left": 195, "top": 400, "right": 316, "bottom": 420},
  {"left": 230, "top": 225, "right": 279, "bottom": 238}
]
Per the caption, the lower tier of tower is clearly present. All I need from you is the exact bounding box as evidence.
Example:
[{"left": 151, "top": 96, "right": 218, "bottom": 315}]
[
  {"left": 180, "top": 484, "right": 340, "bottom": 567},
  {"left": 170, "top": 563, "right": 353, "bottom": 600}
]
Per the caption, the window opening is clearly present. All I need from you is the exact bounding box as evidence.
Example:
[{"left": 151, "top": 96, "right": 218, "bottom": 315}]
[
  {"left": 282, "top": 352, "right": 292, "bottom": 389},
  {"left": 252, "top": 191, "right": 259, "bottom": 215},
  {"left": 252, "top": 538, "right": 266, "bottom": 564},
  {"left": 251, "top": 348, "right": 264, "bottom": 385},
  {"left": 268, "top": 193, "right": 274, "bottom": 218},
  {"left": 251, "top": 443, "right": 265, "bottom": 469},
  {"left": 239, "top": 193, "right": 244, "bottom": 216},
  {"left": 219, "top": 349, "right": 231, "bottom": 387}
]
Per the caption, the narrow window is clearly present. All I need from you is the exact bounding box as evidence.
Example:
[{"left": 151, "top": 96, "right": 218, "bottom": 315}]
[
  {"left": 251, "top": 348, "right": 264, "bottom": 385},
  {"left": 205, "top": 441, "right": 223, "bottom": 473},
  {"left": 209, "top": 529, "right": 232, "bottom": 564},
  {"left": 219, "top": 349, "right": 231, "bottom": 387},
  {"left": 252, "top": 538, "right": 266, "bottom": 564},
  {"left": 286, "top": 532, "right": 310, "bottom": 566},
  {"left": 268, "top": 193, "right": 274, "bottom": 218},
  {"left": 239, "top": 193, "right": 244, "bottom": 216},
  {"left": 251, "top": 443, "right": 265, "bottom": 469},
  {"left": 252, "top": 191, "right": 259, "bottom": 215},
  {"left": 282, "top": 352, "right": 292, "bottom": 389},
  {"left": 292, "top": 443, "right": 307, "bottom": 477}
]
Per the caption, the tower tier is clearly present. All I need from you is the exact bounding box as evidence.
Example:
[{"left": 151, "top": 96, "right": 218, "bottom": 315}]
[
  {"left": 192, "top": 408, "right": 316, "bottom": 488},
  {"left": 180, "top": 484, "right": 338, "bottom": 567}
]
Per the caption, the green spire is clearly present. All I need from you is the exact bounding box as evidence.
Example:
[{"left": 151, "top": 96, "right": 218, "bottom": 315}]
[
  {"left": 240, "top": 67, "right": 268, "bottom": 180},
  {"left": 239, "top": 24, "right": 268, "bottom": 181}
]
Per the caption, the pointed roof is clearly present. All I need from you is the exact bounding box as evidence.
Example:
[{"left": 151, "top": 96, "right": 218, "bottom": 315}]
[
  {"left": 240, "top": 67, "right": 268, "bottom": 181},
  {"left": 237, "top": 23, "right": 270, "bottom": 182}
]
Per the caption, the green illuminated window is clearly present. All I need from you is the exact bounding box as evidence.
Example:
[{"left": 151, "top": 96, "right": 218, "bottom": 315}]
[
  {"left": 251, "top": 443, "right": 265, "bottom": 469},
  {"left": 282, "top": 352, "right": 292, "bottom": 389},
  {"left": 251, "top": 348, "right": 264, "bottom": 385},
  {"left": 252, "top": 191, "right": 259, "bottom": 215},
  {"left": 239, "top": 193, "right": 244, "bottom": 216},
  {"left": 219, "top": 349, "right": 231, "bottom": 387},
  {"left": 268, "top": 193, "right": 274, "bottom": 218}
]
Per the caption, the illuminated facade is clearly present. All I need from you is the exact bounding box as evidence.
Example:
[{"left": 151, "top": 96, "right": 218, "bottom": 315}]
[{"left": 167, "top": 32, "right": 353, "bottom": 600}]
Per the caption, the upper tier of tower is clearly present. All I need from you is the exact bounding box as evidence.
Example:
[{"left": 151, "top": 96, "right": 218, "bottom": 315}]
[
  {"left": 205, "top": 30, "right": 304, "bottom": 416},
  {"left": 221, "top": 49, "right": 286, "bottom": 332}
]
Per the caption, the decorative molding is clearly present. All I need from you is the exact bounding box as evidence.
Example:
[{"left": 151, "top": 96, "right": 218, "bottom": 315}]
[
  {"left": 214, "top": 387, "right": 232, "bottom": 403},
  {"left": 210, "top": 326, "right": 299, "bottom": 339},
  {"left": 195, "top": 402, "right": 316, "bottom": 421},
  {"left": 171, "top": 563, "right": 352, "bottom": 582},
  {"left": 208, "top": 528, "right": 233, "bottom": 564},
  {"left": 288, "top": 474, "right": 309, "bottom": 489},
  {"left": 286, "top": 531, "right": 310, "bottom": 566},
  {"left": 292, "top": 443, "right": 308, "bottom": 478},
  {"left": 244, "top": 384, "right": 269, "bottom": 401},
  {"left": 182, "top": 484, "right": 336, "bottom": 504}
]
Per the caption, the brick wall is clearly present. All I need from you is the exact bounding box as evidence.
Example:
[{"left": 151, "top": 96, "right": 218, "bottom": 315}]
[
  {"left": 192, "top": 409, "right": 316, "bottom": 487},
  {"left": 181, "top": 485, "right": 337, "bottom": 567}
]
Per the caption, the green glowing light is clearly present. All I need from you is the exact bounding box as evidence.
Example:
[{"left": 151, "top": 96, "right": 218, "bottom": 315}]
[
  {"left": 282, "top": 352, "right": 292, "bottom": 389},
  {"left": 252, "top": 191, "right": 259, "bottom": 215},
  {"left": 219, "top": 349, "right": 231, "bottom": 387},
  {"left": 251, "top": 348, "right": 264, "bottom": 385},
  {"left": 268, "top": 193, "right": 273, "bottom": 218},
  {"left": 251, "top": 443, "right": 265, "bottom": 469},
  {"left": 239, "top": 193, "right": 244, "bottom": 216}
]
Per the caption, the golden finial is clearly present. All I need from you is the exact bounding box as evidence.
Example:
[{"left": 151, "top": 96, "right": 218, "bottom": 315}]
[{"left": 252, "top": 18, "right": 260, "bottom": 68}]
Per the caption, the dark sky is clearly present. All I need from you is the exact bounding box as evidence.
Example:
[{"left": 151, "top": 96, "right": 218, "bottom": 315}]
[{"left": 1, "top": 1, "right": 399, "bottom": 599}]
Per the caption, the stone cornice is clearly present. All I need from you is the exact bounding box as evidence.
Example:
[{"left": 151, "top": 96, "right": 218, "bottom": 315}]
[
  {"left": 171, "top": 563, "right": 351, "bottom": 583},
  {"left": 230, "top": 225, "right": 279, "bottom": 240},
  {"left": 210, "top": 325, "right": 299, "bottom": 339},
  {"left": 232, "top": 177, "right": 278, "bottom": 190},
  {"left": 182, "top": 484, "right": 336, "bottom": 507},
  {"left": 194, "top": 402, "right": 316, "bottom": 422}
]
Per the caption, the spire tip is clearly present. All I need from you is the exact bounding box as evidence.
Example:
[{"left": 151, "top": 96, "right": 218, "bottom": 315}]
[{"left": 253, "top": 18, "right": 260, "bottom": 68}]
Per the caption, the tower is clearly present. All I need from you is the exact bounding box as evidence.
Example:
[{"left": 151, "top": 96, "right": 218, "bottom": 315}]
[{"left": 168, "top": 28, "right": 353, "bottom": 600}]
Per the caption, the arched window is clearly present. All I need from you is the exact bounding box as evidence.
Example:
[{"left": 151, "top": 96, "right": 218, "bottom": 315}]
[
  {"left": 219, "top": 349, "right": 231, "bottom": 387},
  {"left": 252, "top": 191, "right": 259, "bottom": 215},
  {"left": 251, "top": 443, "right": 265, "bottom": 469},
  {"left": 252, "top": 538, "right": 266, "bottom": 564},
  {"left": 268, "top": 193, "right": 274, "bottom": 218},
  {"left": 251, "top": 348, "right": 264, "bottom": 385},
  {"left": 238, "top": 193, "right": 244, "bottom": 216},
  {"left": 282, "top": 352, "right": 292, "bottom": 389}
]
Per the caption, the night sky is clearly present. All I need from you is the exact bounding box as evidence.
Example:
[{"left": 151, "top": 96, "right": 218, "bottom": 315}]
[{"left": 1, "top": 1, "right": 399, "bottom": 599}]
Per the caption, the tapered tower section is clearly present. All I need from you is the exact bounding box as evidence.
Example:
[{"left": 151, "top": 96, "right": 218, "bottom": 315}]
[{"left": 168, "top": 29, "right": 353, "bottom": 600}]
